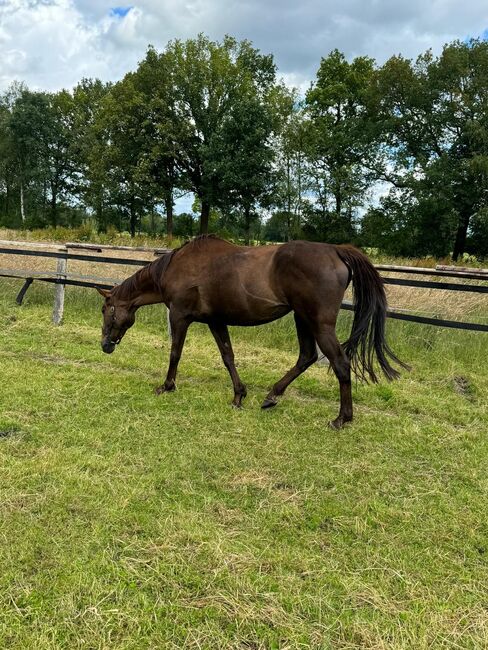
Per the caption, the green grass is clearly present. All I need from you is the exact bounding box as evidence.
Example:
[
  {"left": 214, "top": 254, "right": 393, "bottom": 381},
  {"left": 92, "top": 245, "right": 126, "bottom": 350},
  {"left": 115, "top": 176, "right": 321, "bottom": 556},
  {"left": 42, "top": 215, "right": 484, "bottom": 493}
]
[{"left": 0, "top": 281, "right": 487, "bottom": 649}]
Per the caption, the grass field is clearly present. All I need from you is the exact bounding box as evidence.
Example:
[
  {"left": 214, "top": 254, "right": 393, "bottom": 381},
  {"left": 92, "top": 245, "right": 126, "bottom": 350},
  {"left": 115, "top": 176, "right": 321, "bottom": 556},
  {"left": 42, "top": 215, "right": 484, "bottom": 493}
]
[{"left": 1, "top": 279, "right": 487, "bottom": 649}]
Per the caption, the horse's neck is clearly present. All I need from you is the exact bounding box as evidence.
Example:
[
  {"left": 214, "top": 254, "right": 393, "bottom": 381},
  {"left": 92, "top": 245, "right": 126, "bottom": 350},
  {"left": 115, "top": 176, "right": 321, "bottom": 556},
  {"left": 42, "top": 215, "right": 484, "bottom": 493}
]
[{"left": 121, "top": 266, "right": 162, "bottom": 307}]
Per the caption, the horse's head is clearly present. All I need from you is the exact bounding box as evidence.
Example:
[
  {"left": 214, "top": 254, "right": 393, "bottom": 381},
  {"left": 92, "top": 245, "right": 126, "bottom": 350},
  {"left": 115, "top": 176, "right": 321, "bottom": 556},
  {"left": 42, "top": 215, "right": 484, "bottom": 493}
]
[{"left": 97, "top": 287, "right": 137, "bottom": 354}]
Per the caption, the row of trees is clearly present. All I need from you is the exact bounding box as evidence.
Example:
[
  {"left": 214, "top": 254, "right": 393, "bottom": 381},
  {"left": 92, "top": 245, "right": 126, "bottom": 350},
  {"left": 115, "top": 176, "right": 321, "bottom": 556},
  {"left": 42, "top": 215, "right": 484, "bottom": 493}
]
[{"left": 1, "top": 34, "right": 488, "bottom": 259}]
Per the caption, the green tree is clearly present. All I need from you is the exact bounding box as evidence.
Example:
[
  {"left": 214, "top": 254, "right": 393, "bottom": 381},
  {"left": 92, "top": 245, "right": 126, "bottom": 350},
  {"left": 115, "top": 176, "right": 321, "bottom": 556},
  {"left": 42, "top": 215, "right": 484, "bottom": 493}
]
[
  {"left": 71, "top": 78, "right": 112, "bottom": 231},
  {"left": 371, "top": 40, "right": 488, "bottom": 259},
  {"left": 213, "top": 91, "right": 277, "bottom": 243},
  {"left": 43, "top": 90, "right": 77, "bottom": 226},
  {"left": 131, "top": 47, "right": 181, "bottom": 240},
  {"left": 272, "top": 95, "right": 312, "bottom": 240},
  {"left": 161, "top": 34, "right": 277, "bottom": 233},
  {"left": 93, "top": 76, "right": 157, "bottom": 236},
  {"left": 0, "top": 91, "right": 18, "bottom": 223},
  {"left": 7, "top": 86, "right": 48, "bottom": 224},
  {"left": 0, "top": 85, "right": 79, "bottom": 227},
  {"left": 305, "top": 49, "right": 376, "bottom": 242}
]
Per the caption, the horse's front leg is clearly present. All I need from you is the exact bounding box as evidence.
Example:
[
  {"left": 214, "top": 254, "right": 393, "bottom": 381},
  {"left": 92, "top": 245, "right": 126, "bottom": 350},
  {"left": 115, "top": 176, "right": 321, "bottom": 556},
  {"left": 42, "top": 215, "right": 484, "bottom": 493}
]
[
  {"left": 155, "top": 311, "right": 190, "bottom": 395},
  {"left": 209, "top": 322, "right": 247, "bottom": 408}
]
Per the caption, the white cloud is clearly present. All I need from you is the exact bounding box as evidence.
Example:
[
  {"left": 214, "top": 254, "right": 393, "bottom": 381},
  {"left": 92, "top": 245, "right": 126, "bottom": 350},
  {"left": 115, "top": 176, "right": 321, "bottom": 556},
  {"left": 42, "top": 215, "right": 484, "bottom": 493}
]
[
  {"left": 0, "top": 0, "right": 487, "bottom": 93},
  {"left": 0, "top": 0, "right": 143, "bottom": 91}
]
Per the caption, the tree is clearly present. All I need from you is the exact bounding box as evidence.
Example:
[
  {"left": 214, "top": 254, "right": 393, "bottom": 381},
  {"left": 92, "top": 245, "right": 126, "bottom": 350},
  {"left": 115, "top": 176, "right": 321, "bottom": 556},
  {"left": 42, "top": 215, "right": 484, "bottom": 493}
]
[
  {"left": 42, "top": 90, "right": 77, "bottom": 226},
  {"left": 272, "top": 95, "right": 312, "bottom": 240},
  {"left": 371, "top": 40, "right": 488, "bottom": 259},
  {"left": 0, "top": 84, "right": 80, "bottom": 227},
  {"left": 305, "top": 50, "right": 376, "bottom": 242},
  {"left": 93, "top": 76, "right": 156, "bottom": 236},
  {"left": 212, "top": 91, "right": 277, "bottom": 243},
  {"left": 71, "top": 78, "right": 112, "bottom": 231},
  {"left": 7, "top": 86, "right": 48, "bottom": 224},
  {"left": 0, "top": 92, "right": 18, "bottom": 223},
  {"left": 131, "top": 47, "right": 181, "bottom": 240},
  {"left": 160, "top": 34, "right": 278, "bottom": 233}
]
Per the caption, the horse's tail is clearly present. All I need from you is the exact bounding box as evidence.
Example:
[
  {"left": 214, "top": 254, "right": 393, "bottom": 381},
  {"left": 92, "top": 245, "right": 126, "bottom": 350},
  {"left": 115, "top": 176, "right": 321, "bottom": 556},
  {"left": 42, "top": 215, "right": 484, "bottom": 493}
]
[{"left": 334, "top": 245, "right": 409, "bottom": 383}]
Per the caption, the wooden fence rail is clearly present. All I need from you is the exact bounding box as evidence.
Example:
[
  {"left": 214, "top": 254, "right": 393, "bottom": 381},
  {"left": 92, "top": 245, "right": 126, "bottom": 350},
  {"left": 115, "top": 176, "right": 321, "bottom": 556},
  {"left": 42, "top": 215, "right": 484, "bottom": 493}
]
[
  {"left": 376, "top": 263, "right": 488, "bottom": 281},
  {"left": 0, "top": 240, "right": 486, "bottom": 332}
]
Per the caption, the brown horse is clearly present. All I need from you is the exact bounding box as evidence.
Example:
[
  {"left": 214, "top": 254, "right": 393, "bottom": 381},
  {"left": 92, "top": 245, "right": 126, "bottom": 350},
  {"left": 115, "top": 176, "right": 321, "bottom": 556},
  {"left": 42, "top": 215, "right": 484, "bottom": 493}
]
[{"left": 97, "top": 235, "right": 406, "bottom": 428}]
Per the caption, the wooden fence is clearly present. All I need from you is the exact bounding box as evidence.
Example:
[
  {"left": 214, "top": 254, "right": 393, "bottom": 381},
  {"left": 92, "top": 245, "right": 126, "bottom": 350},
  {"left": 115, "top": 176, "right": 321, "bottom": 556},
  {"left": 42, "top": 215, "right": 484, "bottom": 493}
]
[{"left": 0, "top": 239, "right": 487, "bottom": 332}]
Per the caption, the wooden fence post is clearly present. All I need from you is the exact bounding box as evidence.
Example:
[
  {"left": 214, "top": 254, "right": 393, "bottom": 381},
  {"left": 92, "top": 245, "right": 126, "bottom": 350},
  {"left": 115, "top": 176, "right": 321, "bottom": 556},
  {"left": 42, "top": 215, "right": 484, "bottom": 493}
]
[{"left": 52, "top": 247, "right": 68, "bottom": 325}]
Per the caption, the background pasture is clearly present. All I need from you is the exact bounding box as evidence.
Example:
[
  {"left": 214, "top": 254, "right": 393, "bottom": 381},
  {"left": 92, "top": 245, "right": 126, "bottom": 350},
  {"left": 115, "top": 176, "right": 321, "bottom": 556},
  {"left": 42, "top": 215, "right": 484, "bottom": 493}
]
[{"left": 0, "top": 264, "right": 487, "bottom": 648}]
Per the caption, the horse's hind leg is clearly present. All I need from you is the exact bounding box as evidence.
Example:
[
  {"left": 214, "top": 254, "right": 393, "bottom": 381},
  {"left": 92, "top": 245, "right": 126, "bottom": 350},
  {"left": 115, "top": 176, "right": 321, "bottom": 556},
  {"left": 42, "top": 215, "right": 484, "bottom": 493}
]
[
  {"left": 261, "top": 313, "right": 317, "bottom": 409},
  {"left": 209, "top": 323, "right": 247, "bottom": 408},
  {"left": 314, "top": 324, "right": 352, "bottom": 429}
]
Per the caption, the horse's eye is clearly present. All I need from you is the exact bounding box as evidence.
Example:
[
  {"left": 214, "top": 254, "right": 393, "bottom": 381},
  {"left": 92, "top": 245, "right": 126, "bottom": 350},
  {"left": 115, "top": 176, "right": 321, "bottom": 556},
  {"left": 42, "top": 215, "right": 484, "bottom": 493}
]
[{"left": 110, "top": 306, "right": 115, "bottom": 315}]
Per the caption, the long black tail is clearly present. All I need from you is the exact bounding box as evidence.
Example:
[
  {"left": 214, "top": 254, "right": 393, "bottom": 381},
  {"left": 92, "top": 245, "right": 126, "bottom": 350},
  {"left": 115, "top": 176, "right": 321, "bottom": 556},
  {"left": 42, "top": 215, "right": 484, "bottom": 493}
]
[{"left": 335, "top": 245, "right": 409, "bottom": 383}]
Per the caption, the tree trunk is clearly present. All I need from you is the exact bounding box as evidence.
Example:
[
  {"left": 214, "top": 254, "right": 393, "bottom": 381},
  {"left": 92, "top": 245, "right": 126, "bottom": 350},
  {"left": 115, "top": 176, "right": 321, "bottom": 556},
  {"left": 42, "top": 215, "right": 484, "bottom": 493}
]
[
  {"left": 334, "top": 184, "right": 342, "bottom": 219},
  {"left": 50, "top": 183, "right": 57, "bottom": 227},
  {"left": 452, "top": 208, "right": 471, "bottom": 261},
  {"left": 244, "top": 205, "right": 251, "bottom": 245},
  {"left": 96, "top": 193, "right": 105, "bottom": 232},
  {"left": 129, "top": 194, "right": 136, "bottom": 237},
  {"left": 5, "top": 181, "right": 9, "bottom": 217},
  {"left": 200, "top": 200, "right": 210, "bottom": 234},
  {"left": 165, "top": 193, "right": 173, "bottom": 242},
  {"left": 296, "top": 150, "right": 302, "bottom": 237},
  {"left": 286, "top": 154, "right": 292, "bottom": 241},
  {"left": 20, "top": 182, "right": 25, "bottom": 224}
]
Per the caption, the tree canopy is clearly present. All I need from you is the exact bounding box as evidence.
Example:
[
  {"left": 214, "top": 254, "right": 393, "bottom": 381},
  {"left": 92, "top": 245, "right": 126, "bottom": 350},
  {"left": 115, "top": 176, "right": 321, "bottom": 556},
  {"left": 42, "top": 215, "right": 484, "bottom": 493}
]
[{"left": 1, "top": 35, "right": 487, "bottom": 260}]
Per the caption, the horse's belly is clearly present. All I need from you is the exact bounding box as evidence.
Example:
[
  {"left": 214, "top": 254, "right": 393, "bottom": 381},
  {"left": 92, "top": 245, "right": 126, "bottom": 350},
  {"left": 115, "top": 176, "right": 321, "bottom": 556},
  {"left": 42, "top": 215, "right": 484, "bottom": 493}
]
[{"left": 219, "top": 304, "right": 291, "bottom": 326}]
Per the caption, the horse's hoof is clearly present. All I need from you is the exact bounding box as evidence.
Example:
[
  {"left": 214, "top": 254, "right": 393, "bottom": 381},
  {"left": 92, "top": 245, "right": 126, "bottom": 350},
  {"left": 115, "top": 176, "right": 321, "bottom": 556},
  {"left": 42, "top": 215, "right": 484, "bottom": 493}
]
[
  {"left": 155, "top": 384, "right": 175, "bottom": 395},
  {"left": 329, "top": 418, "right": 342, "bottom": 430},
  {"left": 329, "top": 417, "right": 351, "bottom": 430},
  {"left": 261, "top": 398, "right": 278, "bottom": 410}
]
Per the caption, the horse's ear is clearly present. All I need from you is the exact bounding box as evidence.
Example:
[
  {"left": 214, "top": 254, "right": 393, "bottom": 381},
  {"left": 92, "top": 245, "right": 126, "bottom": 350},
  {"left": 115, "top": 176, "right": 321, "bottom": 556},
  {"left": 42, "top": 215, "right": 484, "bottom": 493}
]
[{"left": 96, "top": 287, "right": 111, "bottom": 298}]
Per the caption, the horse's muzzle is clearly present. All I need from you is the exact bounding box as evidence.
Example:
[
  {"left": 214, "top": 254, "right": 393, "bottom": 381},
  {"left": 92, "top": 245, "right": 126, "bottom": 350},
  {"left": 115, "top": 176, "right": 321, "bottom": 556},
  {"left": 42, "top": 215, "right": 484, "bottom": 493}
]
[{"left": 101, "top": 340, "right": 116, "bottom": 354}]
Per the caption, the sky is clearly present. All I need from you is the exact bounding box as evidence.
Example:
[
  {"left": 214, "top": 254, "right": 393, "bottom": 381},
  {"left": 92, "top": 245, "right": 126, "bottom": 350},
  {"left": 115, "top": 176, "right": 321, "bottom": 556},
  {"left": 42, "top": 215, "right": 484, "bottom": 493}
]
[{"left": 1, "top": 0, "right": 488, "bottom": 95}]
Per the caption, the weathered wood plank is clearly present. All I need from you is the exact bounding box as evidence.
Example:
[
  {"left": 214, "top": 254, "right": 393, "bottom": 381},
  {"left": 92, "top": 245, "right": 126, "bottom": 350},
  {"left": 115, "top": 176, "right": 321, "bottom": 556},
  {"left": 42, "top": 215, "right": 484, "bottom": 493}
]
[
  {"left": 436, "top": 264, "right": 488, "bottom": 275},
  {"left": 376, "top": 264, "right": 488, "bottom": 281},
  {"left": 66, "top": 242, "right": 170, "bottom": 255}
]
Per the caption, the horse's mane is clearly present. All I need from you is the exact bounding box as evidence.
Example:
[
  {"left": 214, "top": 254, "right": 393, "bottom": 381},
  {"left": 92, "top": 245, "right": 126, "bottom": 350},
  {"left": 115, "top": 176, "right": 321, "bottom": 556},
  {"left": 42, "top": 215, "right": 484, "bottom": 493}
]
[
  {"left": 177, "top": 233, "right": 222, "bottom": 251},
  {"left": 112, "top": 235, "right": 226, "bottom": 300},
  {"left": 112, "top": 249, "right": 176, "bottom": 300},
  {"left": 112, "top": 266, "right": 148, "bottom": 301}
]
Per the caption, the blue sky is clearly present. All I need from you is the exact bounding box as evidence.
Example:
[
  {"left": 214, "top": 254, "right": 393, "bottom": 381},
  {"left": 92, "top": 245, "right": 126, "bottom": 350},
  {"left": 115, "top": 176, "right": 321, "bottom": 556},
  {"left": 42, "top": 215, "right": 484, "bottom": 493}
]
[{"left": 110, "top": 6, "right": 132, "bottom": 18}]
